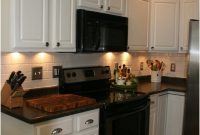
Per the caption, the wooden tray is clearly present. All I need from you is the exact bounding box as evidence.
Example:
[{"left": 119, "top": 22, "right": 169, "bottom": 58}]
[{"left": 26, "top": 94, "right": 96, "bottom": 113}]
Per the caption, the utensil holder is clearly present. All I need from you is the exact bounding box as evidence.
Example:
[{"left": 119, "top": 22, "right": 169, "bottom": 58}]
[
  {"left": 151, "top": 71, "right": 161, "bottom": 82},
  {"left": 1, "top": 82, "right": 25, "bottom": 109}
]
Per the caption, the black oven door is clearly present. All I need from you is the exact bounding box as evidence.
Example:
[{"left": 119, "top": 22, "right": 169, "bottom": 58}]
[{"left": 102, "top": 100, "right": 150, "bottom": 135}]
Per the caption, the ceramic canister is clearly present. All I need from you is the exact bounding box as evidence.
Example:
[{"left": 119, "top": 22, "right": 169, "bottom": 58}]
[{"left": 151, "top": 70, "right": 161, "bottom": 82}]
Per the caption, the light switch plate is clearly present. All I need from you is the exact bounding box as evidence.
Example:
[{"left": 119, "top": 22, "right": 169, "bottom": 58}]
[
  {"left": 32, "top": 67, "right": 42, "bottom": 80},
  {"left": 170, "top": 63, "right": 176, "bottom": 72},
  {"left": 53, "top": 66, "right": 62, "bottom": 78}
]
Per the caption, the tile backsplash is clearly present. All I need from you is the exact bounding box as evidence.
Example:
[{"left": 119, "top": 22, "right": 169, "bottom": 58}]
[{"left": 1, "top": 52, "right": 188, "bottom": 90}]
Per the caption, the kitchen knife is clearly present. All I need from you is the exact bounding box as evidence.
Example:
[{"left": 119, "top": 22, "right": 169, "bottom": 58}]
[
  {"left": 7, "top": 71, "right": 15, "bottom": 83},
  {"left": 11, "top": 76, "right": 27, "bottom": 93},
  {"left": 18, "top": 76, "right": 26, "bottom": 86},
  {"left": 10, "top": 71, "right": 22, "bottom": 89},
  {"left": 16, "top": 70, "right": 22, "bottom": 75}
]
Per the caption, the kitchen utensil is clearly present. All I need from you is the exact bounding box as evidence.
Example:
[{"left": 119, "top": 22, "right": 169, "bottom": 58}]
[
  {"left": 10, "top": 71, "right": 23, "bottom": 90},
  {"left": 26, "top": 94, "right": 96, "bottom": 113},
  {"left": 7, "top": 71, "right": 15, "bottom": 84},
  {"left": 12, "top": 76, "right": 27, "bottom": 91}
]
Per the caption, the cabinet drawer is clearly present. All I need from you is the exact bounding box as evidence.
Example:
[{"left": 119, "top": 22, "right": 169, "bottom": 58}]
[
  {"left": 76, "top": 127, "right": 99, "bottom": 135},
  {"left": 76, "top": 109, "right": 99, "bottom": 132},
  {"left": 35, "top": 117, "right": 73, "bottom": 135}
]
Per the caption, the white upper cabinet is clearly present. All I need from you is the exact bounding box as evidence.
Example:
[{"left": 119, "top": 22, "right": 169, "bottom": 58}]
[
  {"left": 11, "top": 0, "right": 49, "bottom": 49},
  {"left": 77, "top": 0, "right": 103, "bottom": 10},
  {"left": 2, "top": 0, "right": 76, "bottom": 52},
  {"left": 77, "top": 0, "right": 127, "bottom": 16},
  {"left": 128, "top": 0, "right": 149, "bottom": 51},
  {"left": 179, "top": 0, "right": 199, "bottom": 52},
  {"left": 105, "top": 0, "right": 126, "bottom": 15},
  {"left": 149, "top": 0, "right": 179, "bottom": 51},
  {"left": 51, "top": 0, "right": 76, "bottom": 51}
]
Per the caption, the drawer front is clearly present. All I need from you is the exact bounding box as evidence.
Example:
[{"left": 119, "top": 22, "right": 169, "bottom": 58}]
[
  {"left": 76, "top": 109, "right": 99, "bottom": 132},
  {"left": 76, "top": 127, "right": 99, "bottom": 135},
  {"left": 35, "top": 118, "right": 73, "bottom": 135}
]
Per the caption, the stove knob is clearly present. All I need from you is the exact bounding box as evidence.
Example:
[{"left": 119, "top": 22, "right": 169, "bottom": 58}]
[
  {"left": 105, "top": 70, "right": 110, "bottom": 74},
  {"left": 72, "top": 72, "right": 76, "bottom": 77}
]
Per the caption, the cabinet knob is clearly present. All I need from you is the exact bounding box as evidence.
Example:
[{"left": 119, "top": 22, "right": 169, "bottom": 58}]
[
  {"left": 127, "top": 46, "right": 130, "bottom": 50},
  {"left": 57, "top": 42, "right": 60, "bottom": 47},
  {"left": 51, "top": 128, "right": 63, "bottom": 135},
  {"left": 180, "top": 47, "right": 183, "bottom": 50},
  {"left": 100, "top": 5, "right": 103, "bottom": 9},
  {"left": 150, "top": 101, "right": 155, "bottom": 104},
  {"left": 107, "top": 7, "right": 111, "bottom": 10},
  {"left": 45, "top": 42, "right": 49, "bottom": 47},
  {"left": 151, "top": 47, "right": 154, "bottom": 49}
]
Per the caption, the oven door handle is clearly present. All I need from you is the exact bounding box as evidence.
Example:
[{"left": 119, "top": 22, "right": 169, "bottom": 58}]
[{"left": 107, "top": 101, "right": 150, "bottom": 120}]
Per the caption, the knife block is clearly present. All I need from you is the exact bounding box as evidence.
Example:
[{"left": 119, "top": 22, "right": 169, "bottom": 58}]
[{"left": 1, "top": 82, "right": 25, "bottom": 109}]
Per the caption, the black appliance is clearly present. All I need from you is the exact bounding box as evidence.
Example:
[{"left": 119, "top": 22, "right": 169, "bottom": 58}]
[
  {"left": 59, "top": 66, "right": 150, "bottom": 135},
  {"left": 76, "top": 9, "right": 128, "bottom": 52}
]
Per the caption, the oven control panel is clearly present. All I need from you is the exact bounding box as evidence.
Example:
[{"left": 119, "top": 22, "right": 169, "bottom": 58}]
[{"left": 62, "top": 66, "right": 111, "bottom": 83}]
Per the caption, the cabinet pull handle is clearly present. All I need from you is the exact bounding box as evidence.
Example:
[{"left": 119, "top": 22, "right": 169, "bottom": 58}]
[
  {"left": 57, "top": 42, "right": 60, "bottom": 47},
  {"left": 85, "top": 119, "right": 94, "bottom": 125},
  {"left": 127, "top": 46, "right": 130, "bottom": 50},
  {"left": 107, "top": 7, "right": 111, "bottom": 10},
  {"left": 100, "top": 5, "right": 103, "bottom": 9},
  {"left": 51, "top": 128, "right": 63, "bottom": 135},
  {"left": 45, "top": 42, "right": 49, "bottom": 47},
  {"left": 151, "top": 47, "right": 154, "bottom": 49}
]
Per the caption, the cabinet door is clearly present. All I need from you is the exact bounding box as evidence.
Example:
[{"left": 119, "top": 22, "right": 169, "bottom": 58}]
[
  {"left": 157, "top": 93, "right": 168, "bottom": 135},
  {"left": 77, "top": 0, "right": 103, "bottom": 10},
  {"left": 128, "top": 0, "right": 149, "bottom": 51},
  {"left": 165, "top": 94, "right": 185, "bottom": 135},
  {"left": 149, "top": 0, "right": 179, "bottom": 51},
  {"left": 149, "top": 95, "right": 158, "bottom": 135},
  {"left": 52, "top": 0, "right": 76, "bottom": 52},
  {"left": 106, "top": 0, "right": 126, "bottom": 15},
  {"left": 179, "top": 0, "right": 198, "bottom": 52},
  {"left": 13, "top": 0, "right": 49, "bottom": 49}
]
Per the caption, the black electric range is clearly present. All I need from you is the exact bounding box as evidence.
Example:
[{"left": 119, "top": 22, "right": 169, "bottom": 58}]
[{"left": 59, "top": 66, "right": 150, "bottom": 135}]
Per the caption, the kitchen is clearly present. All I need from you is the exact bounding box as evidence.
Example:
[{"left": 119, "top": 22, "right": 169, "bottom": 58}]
[{"left": 1, "top": 0, "right": 199, "bottom": 135}]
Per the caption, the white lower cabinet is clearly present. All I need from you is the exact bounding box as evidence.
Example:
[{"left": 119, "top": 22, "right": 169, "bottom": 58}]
[
  {"left": 149, "top": 91, "right": 185, "bottom": 135},
  {"left": 35, "top": 117, "right": 73, "bottom": 135},
  {"left": 1, "top": 109, "right": 99, "bottom": 135},
  {"left": 149, "top": 94, "right": 158, "bottom": 135},
  {"left": 76, "top": 128, "right": 99, "bottom": 135}
]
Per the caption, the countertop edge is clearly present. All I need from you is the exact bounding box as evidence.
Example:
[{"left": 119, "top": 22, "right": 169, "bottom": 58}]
[{"left": 1, "top": 103, "right": 103, "bottom": 124}]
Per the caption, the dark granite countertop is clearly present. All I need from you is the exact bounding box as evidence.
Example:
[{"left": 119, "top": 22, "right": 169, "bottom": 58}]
[
  {"left": 136, "top": 76, "right": 186, "bottom": 95},
  {"left": 1, "top": 102, "right": 103, "bottom": 124},
  {"left": 1, "top": 76, "right": 187, "bottom": 124}
]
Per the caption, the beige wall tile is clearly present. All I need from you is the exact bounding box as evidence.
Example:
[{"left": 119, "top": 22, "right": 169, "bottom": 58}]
[{"left": 1, "top": 52, "right": 188, "bottom": 90}]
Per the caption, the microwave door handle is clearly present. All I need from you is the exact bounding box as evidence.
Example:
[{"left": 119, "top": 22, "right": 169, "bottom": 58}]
[{"left": 95, "top": 21, "right": 101, "bottom": 50}]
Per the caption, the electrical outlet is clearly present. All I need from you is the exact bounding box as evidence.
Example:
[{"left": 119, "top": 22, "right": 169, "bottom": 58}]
[
  {"left": 140, "top": 62, "right": 144, "bottom": 70},
  {"left": 53, "top": 66, "right": 62, "bottom": 78},
  {"left": 32, "top": 67, "right": 42, "bottom": 80},
  {"left": 170, "top": 63, "right": 176, "bottom": 72}
]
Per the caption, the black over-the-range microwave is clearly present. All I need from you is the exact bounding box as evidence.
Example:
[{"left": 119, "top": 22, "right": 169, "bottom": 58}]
[{"left": 76, "top": 9, "right": 128, "bottom": 52}]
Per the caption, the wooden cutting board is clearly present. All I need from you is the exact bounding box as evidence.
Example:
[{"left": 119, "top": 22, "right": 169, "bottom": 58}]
[{"left": 26, "top": 94, "right": 96, "bottom": 113}]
